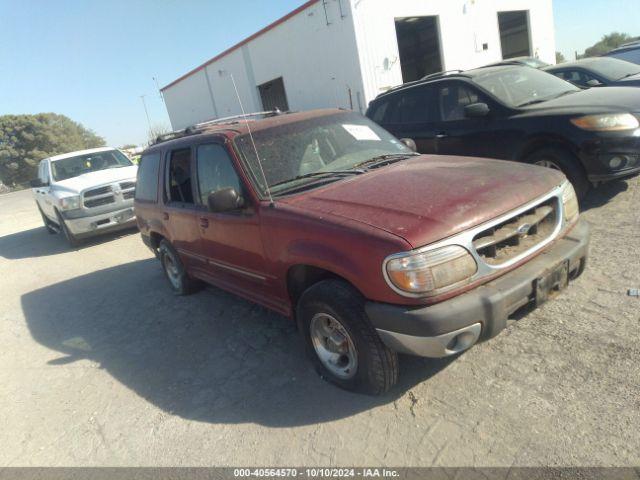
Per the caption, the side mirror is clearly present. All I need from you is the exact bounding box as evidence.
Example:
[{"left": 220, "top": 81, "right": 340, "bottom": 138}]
[
  {"left": 30, "top": 179, "right": 45, "bottom": 188},
  {"left": 207, "top": 187, "right": 245, "bottom": 213},
  {"left": 464, "top": 103, "right": 490, "bottom": 118},
  {"left": 399, "top": 138, "right": 417, "bottom": 152},
  {"left": 586, "top": 79, "right": 604, "bottom": 87}
]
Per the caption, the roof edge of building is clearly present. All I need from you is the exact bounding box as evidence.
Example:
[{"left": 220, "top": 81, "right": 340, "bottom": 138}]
[{"left": 161, "top": 0, "right": 320, "bottom": 92}]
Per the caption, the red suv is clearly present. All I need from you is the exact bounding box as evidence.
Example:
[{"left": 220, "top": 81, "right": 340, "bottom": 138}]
[{"left": 134, "top": 109, "right": 589, "bottom": 395}]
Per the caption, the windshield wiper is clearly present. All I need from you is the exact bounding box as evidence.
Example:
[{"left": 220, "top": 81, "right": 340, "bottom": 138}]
[
  {"left": 620, "top": 72, "right": 640, "bottom": 79},
  {"left": 269, "top": 169, "right": 365, "bottom": 189},
  {"left": 517, "top": 90, "right": 576, "bottom": 108},
  {"left": 354, "top": 153, "right": 419, "bottom": 169}
]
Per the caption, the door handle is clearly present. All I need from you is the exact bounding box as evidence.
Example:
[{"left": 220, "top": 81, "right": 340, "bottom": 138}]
[
  {"left": 162, "top": 212, "right": 169, "bottom": 221},
  {"left": 436, "top": 132, "right": 448, "bottom": 139},
  {"left": 199, "top": 218, "right": 209, "bottom": 228}
]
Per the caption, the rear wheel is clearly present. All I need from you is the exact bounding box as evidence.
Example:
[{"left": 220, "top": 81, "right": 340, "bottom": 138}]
[
  {"left": 297, "top": 279, "right": 398, "bottom": 395},
  {"left": 158, "top": 239, "right": 202, "bottom": 295},
  {"left": 526, "top": 148, "right": 590, "bottom": 199}
]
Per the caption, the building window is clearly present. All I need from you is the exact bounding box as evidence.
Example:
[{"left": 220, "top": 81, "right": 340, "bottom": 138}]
[{"left": 498, "top": 10, "right": 531, "bottom": 59}]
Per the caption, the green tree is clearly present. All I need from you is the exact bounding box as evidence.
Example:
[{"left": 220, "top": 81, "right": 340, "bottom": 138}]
[
  {"left": 0, "top": 113, "right": 105, "bottom": 188},
  {"left": 581, "top": 32, "right": 638, "bottom": 58},
  {"left": 555, "top": 51, "right": 566, "bottom": 64}
]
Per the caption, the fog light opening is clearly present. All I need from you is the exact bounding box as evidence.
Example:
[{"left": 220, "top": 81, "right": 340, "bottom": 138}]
[
  {"left": 445, "top": 331, "right": 477, "bottom": 353},
  {"left": 609, "top": 156, "right": 628, "bottom": 169}
]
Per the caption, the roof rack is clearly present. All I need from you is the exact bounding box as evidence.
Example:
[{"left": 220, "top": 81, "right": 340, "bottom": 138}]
[
  {"left": 619, "top": 39, "right": 640, "bottom": 48},
  {"left": 152, "top": 110, "right": 292, "bottom": 145},
  {"left": 377, "top": 70, "right": 468, "bottom": 98}
]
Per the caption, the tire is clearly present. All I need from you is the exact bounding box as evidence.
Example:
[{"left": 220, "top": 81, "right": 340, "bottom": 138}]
[
  {"left": 55, "top": 210, "right": 80, "bottom": 247},
  {"left": 37, "top": 204, "right": 57, "bottom": 234},
  {"left": 297, "top": 279, "right": 399, "bottom": 395},
  {"left": 526, "top": 148, "right": 590, "bottom": 199},
  {"left": 158, "top": 239, "right": 202, "bottom": 295}
]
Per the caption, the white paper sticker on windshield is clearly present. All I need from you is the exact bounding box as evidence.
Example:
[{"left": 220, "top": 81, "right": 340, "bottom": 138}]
[{"left": 342, "top": 124, "right": 381, "bottom": 141}]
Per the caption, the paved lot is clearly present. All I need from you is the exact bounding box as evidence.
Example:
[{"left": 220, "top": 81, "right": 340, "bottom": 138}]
[{"left": 1, "top": 179, "right": 639, "bottom": 467}]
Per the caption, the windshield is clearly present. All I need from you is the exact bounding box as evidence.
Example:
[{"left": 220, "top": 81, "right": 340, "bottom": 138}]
[
  {"left": 51, "top": 150, "right": 133, "bottom": 181},
  {"left": 234, "top": 112, "right": 413, "bottom": 196},
  {"left": 583, "top": 58, "right": 640, "bottom": 80},
  {"left": 473, "top": 67, "right": 579, "bottom": 107}
]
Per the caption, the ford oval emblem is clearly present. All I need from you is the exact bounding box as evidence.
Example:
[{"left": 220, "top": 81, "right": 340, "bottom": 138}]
[{"left": 517, "top": 223, "right": 532, "bottom": 236}]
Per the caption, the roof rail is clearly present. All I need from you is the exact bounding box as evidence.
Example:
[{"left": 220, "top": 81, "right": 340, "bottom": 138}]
[
  {"left": 619, "top": 39, "right": 640, "bottom": 48},
  {"left": 421, "top": 69, "right": 464, "bottom": 80},
  {"left": 152, "top": 110, "right": 291, "bottom": 145}
]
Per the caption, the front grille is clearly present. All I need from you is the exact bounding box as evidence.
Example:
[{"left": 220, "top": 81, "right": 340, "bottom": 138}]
[
  {"left": 84, "top": 196, "right": 116, "bottom": 208},
  {"left": 119, "top": 181, "right": 135, "bottom": 190},
  {"left": 122, "top": 191, "right": 135, "bottom": 200},
  {"left": 473, "top": 198, "right": 558, "bottom": 265},
  {"left": 84, "top": 186, "right": 112, "bottom": 198}
]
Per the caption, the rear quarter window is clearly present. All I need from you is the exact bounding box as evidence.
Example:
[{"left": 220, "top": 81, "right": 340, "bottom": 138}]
[{"left": 135, "top": 152, "right": 161, "bottom": 202}]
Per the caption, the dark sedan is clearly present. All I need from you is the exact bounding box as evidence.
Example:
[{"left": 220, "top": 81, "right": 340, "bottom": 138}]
[
  {"left": 366, "top": 66, "right": 640, "bottom": 198},
  {"left": 544, "top": 57, "right": 640, "bottom": 88}
]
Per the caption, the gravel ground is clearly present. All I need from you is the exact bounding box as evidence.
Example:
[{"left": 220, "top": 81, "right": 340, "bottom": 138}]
[{"left": 0, "top": 178, "right": 638, "bottom": 467}]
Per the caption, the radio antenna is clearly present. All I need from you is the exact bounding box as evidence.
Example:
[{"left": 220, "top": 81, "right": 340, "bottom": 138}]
[{"left": 226, "top": 72, "right": 275, "bottom": 207}]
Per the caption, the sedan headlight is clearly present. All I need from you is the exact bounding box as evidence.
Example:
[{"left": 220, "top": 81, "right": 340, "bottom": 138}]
[
  {"left": 385, "top": 245, "right": 477, "bottom": 296},
  {"left": 570, "top": 113, "right": 639, "bottom": 131},
  {"left": 58, "top": 195, "right": 81, "bottom": 211},
  {"left": 562, "top": 182, "right": 579, "bottom": 223}
]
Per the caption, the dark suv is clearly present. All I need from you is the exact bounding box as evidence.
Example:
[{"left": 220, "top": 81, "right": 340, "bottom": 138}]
[
  {"left": 134, "top": 109, "right": 589, "bottom": 395},
  {"left": 366, "top": 66, "right": 640, "bottom": 198}
]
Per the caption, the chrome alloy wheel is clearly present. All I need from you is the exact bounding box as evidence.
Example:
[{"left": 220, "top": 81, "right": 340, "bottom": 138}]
[
  {"left": 310, "top": 313, "right": 358, "bottom": 379},
  {"left": 535, "top": 159, "right": 562, "bottom": 171},
  {"left": 162, "top": 252, "right": 181, "bottom": 290}
]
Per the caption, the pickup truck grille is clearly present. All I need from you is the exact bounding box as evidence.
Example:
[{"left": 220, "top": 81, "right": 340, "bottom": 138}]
[
  {"left": 84, "top": 186, "right": 112, "bottom": 198},
  {"left": 82, "top": 179, "right": 135, "bottom": 209},
  {"left": 84, "top": 196, "right": 116, "bottom": 208},
  {"left": 472, "top": 198, "right": 558, "bottom": 265}
]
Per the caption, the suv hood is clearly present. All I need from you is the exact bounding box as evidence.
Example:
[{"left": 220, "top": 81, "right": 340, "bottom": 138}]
[
  {"left": 520, "top": 86, "right": 640, "bottom": 115},
  {"left": 52, "top": 166, "right": 138, "bottom": 194},
  {"left": 281, "top": 156, "right": 564, "bottom": 248}
]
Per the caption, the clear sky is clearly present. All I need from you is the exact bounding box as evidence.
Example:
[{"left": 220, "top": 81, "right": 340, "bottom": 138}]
[{"left": 1, "top": 0, "right": 638, "bottom": 147}]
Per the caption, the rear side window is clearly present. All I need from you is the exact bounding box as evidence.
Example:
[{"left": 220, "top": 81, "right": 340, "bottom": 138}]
[
  {"left": 374, "top": 86, "right": 434, "bottom": 124},
  {"left": 196, "top": 144, "right": 242, "bottom": 205},
  {"left": 135, "top": 152, "right": 160, "bottom": 202}
]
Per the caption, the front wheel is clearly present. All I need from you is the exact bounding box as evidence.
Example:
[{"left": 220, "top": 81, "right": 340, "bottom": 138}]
[
  {"left": 37, "top": 204, "right": 57, "bottom": 234},
  {"left": 55, "top": 210, "right": 80, "bottom": 247},
  {"left": 526, "top": 148, "right": 590, "bottom": 199},
  {"left": 297, "top": 279, "right": 398, "bottom": 395}
]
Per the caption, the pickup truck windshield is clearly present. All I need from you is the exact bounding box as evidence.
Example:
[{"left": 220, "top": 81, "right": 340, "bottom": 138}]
[
  {"left": 234, "top": 112, "right": 413, "bottom": 196},
  {"left": 473, "top": 67, "right": 579, "bottom": 108},
  {"left": 51, "top": 150, "right": 132, "bottom": 181}
]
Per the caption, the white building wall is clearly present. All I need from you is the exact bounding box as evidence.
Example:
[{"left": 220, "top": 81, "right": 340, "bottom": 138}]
[
  {"left": 351, "top": 0, "right": 556, "bottom": 105},
  {"left": 162, "top": 0, "right": 366, "bottom": 130},
  {"left": 163, "top": 0, "right": 555, "bottom": 129}
]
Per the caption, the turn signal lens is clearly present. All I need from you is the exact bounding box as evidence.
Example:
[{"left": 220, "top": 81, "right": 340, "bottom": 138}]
[
  {"left": 386, "top": 246, "right": 477, "bottom": 295},
  {"left": 562, "top": 182, "right": 579, "bottom": 223},
  {"left": 570, "top": 113, "right": 639, "bottom": 131}
]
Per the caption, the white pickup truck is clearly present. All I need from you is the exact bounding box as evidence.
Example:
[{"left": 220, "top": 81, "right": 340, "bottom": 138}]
[{"left": 31, "top": 147, "right": 138, "bottom": 246}]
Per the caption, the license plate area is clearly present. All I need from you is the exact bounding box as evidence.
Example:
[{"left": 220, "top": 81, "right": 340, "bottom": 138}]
[
  {"left": 114, "top": 208, "right": 134, "bottom": 223},
  {"left": 535, "top": 260, "right": 569, "bottom": 306}
]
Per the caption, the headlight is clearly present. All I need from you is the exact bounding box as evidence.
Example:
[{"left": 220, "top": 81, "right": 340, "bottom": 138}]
[
  {"left": 562, "top": 182, "right": 579, "bottom": 223},
  {"left": 570, "top": 113, "right": 639, "bottom": 131},
  {"left": 385, "top": 245, "right": 477, "bottom": 295},
  {"left": 59, "top": 195, "right": 81, "bottom": 210}
]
